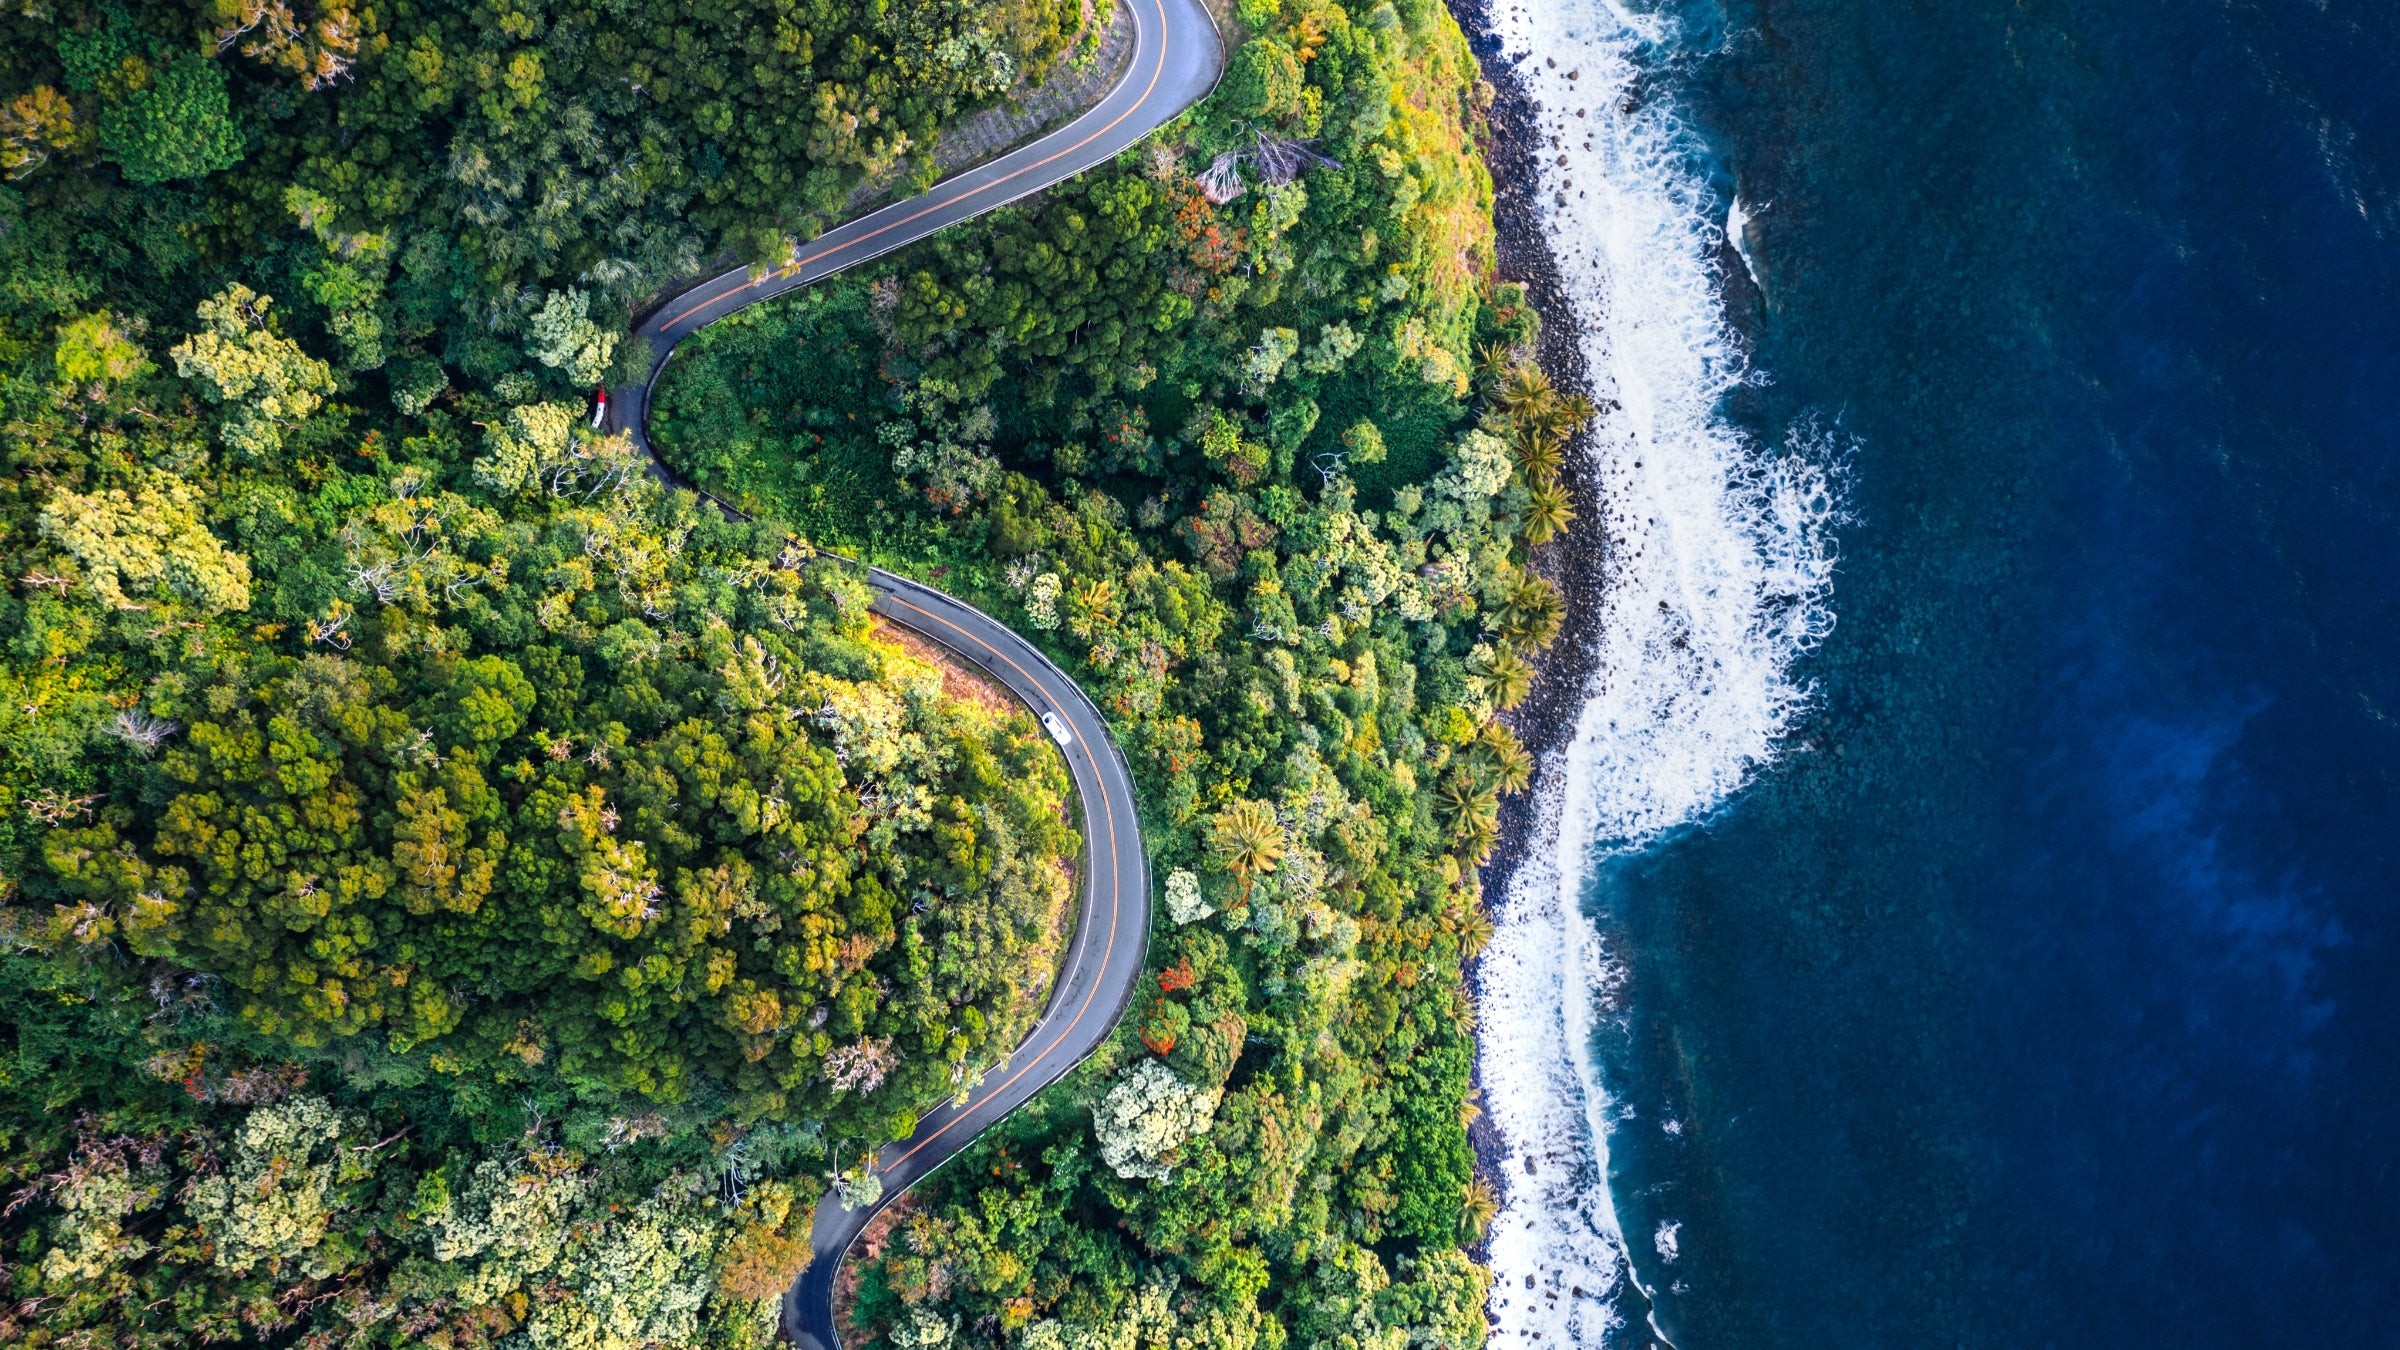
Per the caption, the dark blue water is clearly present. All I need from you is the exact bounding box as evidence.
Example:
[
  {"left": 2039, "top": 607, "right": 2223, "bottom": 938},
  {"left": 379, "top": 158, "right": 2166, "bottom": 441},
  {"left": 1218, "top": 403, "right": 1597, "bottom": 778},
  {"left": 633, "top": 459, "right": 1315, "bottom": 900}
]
[{"left": 1595, "top": 0, "right": 2400, "bottom": 1343}]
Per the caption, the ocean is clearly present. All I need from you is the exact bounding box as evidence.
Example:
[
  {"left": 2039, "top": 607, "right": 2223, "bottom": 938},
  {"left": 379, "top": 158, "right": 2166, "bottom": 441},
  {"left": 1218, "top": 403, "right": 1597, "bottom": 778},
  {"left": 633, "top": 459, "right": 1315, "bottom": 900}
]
[{"left": 1472, "top": 0, "right": 2400, "bottom": 1345}]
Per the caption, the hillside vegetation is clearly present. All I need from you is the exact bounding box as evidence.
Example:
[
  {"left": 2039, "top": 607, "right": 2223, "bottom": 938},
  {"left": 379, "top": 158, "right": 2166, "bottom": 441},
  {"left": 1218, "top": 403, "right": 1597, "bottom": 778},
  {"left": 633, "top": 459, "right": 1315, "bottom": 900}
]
[
  {"left": 652, "top": 0, "right": 1593, "bottom": 1346},
  {"left": 0, "top": 3, "right": 1099, "bottom": 1345}
]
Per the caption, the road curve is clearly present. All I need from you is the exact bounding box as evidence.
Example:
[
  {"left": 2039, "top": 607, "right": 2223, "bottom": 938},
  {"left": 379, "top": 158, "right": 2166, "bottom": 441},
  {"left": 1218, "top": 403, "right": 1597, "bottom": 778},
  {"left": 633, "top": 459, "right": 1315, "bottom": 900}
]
[
  {"left": 790, "top": 572, "right": 1152, "bottom": 1350},
  {"left": 611, "top": 0, "right": 1226, "bottom": 447},
  {"left": 601, "top": 2, "right": 1224, "bottom": 1346}
]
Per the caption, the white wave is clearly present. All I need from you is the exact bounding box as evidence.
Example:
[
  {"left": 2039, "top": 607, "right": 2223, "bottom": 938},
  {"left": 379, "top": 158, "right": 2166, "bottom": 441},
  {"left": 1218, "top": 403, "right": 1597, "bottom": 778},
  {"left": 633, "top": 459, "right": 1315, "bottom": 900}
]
[
  {"left": 1480, "top": 777, "right": 1637, "bottom": 1346},
  {"left": 1474, "top": 1, "right": 1844, "bottom": 1347},
  {"left": 1725, "top": 195, "right": 1762, "bottom": 292}
]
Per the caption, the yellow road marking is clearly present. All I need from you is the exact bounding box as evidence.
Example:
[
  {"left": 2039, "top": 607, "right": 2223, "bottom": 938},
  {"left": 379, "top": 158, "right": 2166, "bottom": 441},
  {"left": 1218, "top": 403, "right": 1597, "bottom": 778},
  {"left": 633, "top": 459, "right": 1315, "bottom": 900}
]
[
  {"left": 870, "top": 592, "right": 1128, "bottom": 1175},
  {"left": 659, "top": 0, "right": 1177, "bottom": 334}
]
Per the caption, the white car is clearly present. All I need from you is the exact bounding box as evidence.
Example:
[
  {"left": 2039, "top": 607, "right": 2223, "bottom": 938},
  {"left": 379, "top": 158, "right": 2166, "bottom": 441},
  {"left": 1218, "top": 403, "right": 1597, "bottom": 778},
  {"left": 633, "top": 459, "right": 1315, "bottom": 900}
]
[{"left": 1041, "top": 711, "right": 1074, "bottom": 747}]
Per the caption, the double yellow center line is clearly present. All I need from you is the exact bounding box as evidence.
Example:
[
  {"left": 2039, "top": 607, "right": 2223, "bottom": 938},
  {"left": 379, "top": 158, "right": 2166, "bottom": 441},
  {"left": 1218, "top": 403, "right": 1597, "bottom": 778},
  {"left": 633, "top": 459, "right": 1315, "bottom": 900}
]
[
  {"left": 871, "top": 592, "right": 1127, "bottom": 1177},
  {"left": 657, "top": 0, "right": 1178, "bottom": 336}
]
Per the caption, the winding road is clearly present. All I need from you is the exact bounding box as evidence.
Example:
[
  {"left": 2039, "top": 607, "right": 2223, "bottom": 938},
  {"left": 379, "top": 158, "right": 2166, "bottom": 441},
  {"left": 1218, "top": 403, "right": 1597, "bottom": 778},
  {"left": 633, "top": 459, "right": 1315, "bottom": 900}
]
[{"left": 602, "top": 2, "right": 1225, "bottom": 1346}]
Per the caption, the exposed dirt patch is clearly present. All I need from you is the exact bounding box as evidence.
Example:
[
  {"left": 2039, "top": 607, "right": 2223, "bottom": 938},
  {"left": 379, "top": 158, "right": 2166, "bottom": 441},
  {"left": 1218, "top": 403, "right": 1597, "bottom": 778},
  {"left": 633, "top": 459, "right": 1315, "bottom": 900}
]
[
  {"left": 871, "top": 615, "right": 1020, "bottom": 719},
  {"left": 868, "top": 613, "right": 1081, "bottom": 1045},
  {"left": 831, "top": 1191, "right": 919, "bottom": 1340}
]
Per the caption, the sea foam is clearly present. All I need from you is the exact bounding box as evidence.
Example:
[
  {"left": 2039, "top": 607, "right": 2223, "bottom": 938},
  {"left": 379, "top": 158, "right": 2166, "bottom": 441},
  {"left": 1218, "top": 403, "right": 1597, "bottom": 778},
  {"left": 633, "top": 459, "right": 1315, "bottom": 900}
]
[{"left": 1475, "top": 1, "right": 1841, "bottom": 1346}]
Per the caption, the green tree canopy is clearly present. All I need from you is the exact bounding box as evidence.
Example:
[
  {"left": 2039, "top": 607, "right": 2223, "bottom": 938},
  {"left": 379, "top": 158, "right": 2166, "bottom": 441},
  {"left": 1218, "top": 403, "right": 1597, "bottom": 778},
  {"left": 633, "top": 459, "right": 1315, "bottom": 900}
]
[{"left": 97, "top": 54, "right": 244, "bottom": 184}]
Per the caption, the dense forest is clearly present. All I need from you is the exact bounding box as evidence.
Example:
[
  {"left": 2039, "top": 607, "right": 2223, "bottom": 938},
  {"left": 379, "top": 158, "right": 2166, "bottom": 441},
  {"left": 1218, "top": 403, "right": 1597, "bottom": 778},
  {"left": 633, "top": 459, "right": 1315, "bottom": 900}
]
[
  {"left": 649, "top": 0, "right": 1587, "bottom": 1347},
  {"left": 0, "top": 1, "right": 1104, "bottom": 1345},
  {"left": 1, "top": 0, "right": 1577, "bottom": 1345}
]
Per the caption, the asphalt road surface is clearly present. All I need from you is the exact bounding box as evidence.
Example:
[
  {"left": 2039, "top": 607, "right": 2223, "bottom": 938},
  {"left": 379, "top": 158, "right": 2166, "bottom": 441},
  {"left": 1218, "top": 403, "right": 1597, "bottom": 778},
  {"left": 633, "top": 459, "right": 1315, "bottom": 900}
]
[
  {"left": 602, "top": 1, "right": 1225, "bottom": 1344},
  {"left": 611, "top": 0, "right": 1227, "bottom": 453},
  {"left": 790, "top": 571, "right": 1153, "bottom": 1350}
]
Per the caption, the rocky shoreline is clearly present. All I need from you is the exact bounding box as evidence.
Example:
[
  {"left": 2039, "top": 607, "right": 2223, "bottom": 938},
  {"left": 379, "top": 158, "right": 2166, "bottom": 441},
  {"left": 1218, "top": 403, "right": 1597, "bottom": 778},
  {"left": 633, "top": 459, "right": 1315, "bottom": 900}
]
[{"left": 1445, "top": 0, "right": 1618, "bottom": 1262}]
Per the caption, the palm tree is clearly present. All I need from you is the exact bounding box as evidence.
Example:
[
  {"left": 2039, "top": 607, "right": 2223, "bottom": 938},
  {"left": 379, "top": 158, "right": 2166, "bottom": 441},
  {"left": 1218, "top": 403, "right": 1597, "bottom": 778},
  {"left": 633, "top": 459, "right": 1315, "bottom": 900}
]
[
  {"left": 1497, "top": 363, "right": 1554, "bottom": 419},
  {"left": 1457, "top": 807, "right": 1501, "bottom": 863},
  {"left": 1461, "top": 1178, "right": 1499, "bottom": 1240},
  {"left": 1519, "top": 388, "right": 1593, "bottom": 448},
  {"left": 1438, "top": 773, "right": 1500, "bottom": 861},
  {"left": 1469, "top": 645, "right": 1535, "bottom": 710},
  {"left": 1453, "top": 904, "right": 1496, "bottom": 960},
  {"left": 1207, "top": 799, "right": 1285, "bottom": 909},
  {"left": 1522, "top": 480, "right": 1575, "bottom": 543},
  {"left": 1068, "top": 577, "right": 1117, "bottom": 640},
  {"left": 1436, "top": 772, "right": 1495, "bottom": 827},
  {"left": 1474, "top": 341, "right": 1518, "bottom": 387},
  {"left": 1476, "top": 721, "right": 1534, "bottom": 794},
  {"left": 1492, "top": 575, "right": 1564, "bottom": 651},
  {"left": 1513, "top": 432, "right": 1563, "bottom": 486}
]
